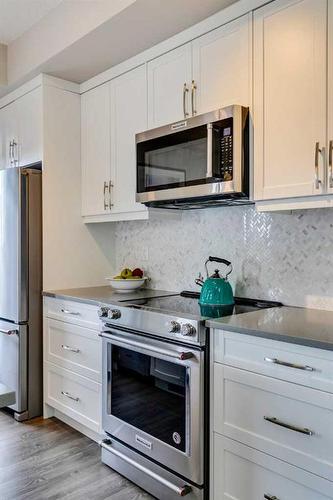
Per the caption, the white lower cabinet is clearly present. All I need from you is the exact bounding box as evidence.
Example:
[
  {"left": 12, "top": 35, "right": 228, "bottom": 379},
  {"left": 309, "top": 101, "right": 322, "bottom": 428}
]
[
  {"left": 213, "top": 435, "right": 333, "bottom": 500},
  {"left": 212, "top": 329, "right": 333, "bottom": 499},
  {"left": 43, "top": 297, "right": 102, "bottom": 437},
  {"left": 44, "top": 362, "right": 101, "bottom": 433}
]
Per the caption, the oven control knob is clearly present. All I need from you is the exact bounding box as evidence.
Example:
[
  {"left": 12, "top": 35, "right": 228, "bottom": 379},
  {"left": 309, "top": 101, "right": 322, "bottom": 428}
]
[
  {"left": 181, "top": 323, "right": 196, "bottom": 336},
  {"left": 168, "top": 320, "right": 181, "bottom": 333},
  {"left": 108, "top": 309, "right": 121, "bottom": 320},
  {"left": 98, "top": 307, "right": 109, "bottom": 318}
]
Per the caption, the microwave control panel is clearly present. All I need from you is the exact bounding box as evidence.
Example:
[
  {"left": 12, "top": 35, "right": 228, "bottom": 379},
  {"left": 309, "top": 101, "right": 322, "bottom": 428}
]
[{"left": 220, "top": 124, "right": 233, "bottom": 181}]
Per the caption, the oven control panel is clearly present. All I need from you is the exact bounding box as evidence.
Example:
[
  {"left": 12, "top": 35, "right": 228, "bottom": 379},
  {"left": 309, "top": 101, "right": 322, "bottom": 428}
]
[
  {"left": 168, "top": 321, "right": 196, "bottom": 337},
  {"left": 98, "top": 306, "right": 202, "bottom": 345}
]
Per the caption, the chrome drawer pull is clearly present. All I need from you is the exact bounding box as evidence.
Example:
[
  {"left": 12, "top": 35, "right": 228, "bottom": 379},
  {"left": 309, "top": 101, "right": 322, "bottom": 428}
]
[
  {"left": 264, "top": 416, "right": 314, "bottom": 436},
  {"left": 264, "top": 357, "right": 315, "bottom": 372},
  {"left": 61, "top": 309, "right": 81, "bottom": 316},
  {"left": 61, "top": 391, "right": 79, "bottom": 402},
  {"left": 61, "top": 344, "right": 80, "bottom": 353},
  {"left": 264, "top": 495, "right": 279, "bottom": 500},
  {"left": 183, "top": 83, "right": 189, "bottom": 118},
  {"left": 100, "top": 439, "right": 192, "bottom": 496},
  {"left": 314, "top": 141, "right": 322, "bottom": 189},
  {"left": 0, "top": 328, "right": 18, "bottom": 336}
]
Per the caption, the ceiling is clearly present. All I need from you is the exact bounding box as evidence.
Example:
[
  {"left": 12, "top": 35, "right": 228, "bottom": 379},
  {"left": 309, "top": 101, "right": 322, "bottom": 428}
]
[
  {"left": 0, "top": 0, "right": 63, "bottom": 44},
  {"left": 42, "top": 0, "right": 239, "bottom": 83}
]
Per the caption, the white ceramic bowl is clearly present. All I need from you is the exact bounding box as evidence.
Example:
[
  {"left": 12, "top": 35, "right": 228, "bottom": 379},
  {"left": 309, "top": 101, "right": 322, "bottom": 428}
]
[{"left": 106, "top": 277, "right": 148, "bottom": 293}]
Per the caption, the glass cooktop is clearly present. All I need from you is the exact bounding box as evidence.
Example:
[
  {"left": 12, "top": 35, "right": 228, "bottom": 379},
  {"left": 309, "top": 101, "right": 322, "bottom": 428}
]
[{"left": 119, "top": 291, "right": 281, "bottom": 319}]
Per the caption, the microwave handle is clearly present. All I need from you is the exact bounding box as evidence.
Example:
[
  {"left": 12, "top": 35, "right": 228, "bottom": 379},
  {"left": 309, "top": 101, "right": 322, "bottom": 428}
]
[{"left": 206, "top": 123, "right": 213, "bottom": 178}]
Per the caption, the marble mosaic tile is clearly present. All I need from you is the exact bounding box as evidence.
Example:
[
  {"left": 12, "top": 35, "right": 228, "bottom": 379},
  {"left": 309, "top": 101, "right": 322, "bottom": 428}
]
[{"left": 114, "top": 206, "right": 333, "bottom": 310}]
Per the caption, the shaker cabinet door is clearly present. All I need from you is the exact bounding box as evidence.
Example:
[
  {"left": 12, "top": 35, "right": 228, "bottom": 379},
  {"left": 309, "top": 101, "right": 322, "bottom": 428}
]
[
  {"left": 110, "top": 65, "right": 148, "bottom": 215},
  {"left": 147, "top": 43, "right": 192, "bottom": 128},
  {"left": 253, "top": 0, "right": 327, "bottom": 201},
  {"left": 0, "top": 101, "right": 17, "bottom": 169},
  {"left": 328, "top": 0, "right": 333, "bottom": 195},
  {"left": 81, "top": 83, "right": 111, "bottom": 216},
  {"left": 17, "top": 86, "right": 42, "bottom": 167},
  {"left": 192, "top": 13, "right": 251, "bottom": 115}
]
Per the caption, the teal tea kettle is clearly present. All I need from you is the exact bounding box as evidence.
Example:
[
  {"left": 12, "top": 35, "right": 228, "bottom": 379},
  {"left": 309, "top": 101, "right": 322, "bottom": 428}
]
[{"left": 196, "top": 256, "right": 234, "bottom": 307}]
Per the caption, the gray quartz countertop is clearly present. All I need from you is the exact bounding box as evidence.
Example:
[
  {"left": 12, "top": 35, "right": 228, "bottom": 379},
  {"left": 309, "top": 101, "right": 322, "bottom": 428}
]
[
  {"left": 207, "top": 306, "right": 333, "bottom": 351},
  {"left": 43, "top": 286, "right": 176, "bottom": 307},
  {"left": 43, "top": 287, "right": 333, "bottom": 351}
]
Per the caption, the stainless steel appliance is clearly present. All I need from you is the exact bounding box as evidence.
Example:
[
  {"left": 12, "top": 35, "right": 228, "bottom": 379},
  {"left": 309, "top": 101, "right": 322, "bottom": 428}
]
[
  {"left": 136, "top": 105, "right": 249, "bottom": 209},
  {"left": 0, "top": 166, "right": 42, "bottom": 421},
  {"left": 99, "top": 292, "right": 281, "bottom": 499}
]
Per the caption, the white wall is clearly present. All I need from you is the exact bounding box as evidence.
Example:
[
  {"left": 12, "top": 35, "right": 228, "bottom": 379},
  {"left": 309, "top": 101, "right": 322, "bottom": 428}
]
[
  {"left": 7, "top": 0, "right": 136, "bottom": 84},
  {"left": 0, "top": 43, "right": 7, "bottom": 86},
  {"left": 114, "top": 205, "right": 333, "bottom": 310},
  {"left": 42, "top": 83, "right": 116, "bottom": 290}
]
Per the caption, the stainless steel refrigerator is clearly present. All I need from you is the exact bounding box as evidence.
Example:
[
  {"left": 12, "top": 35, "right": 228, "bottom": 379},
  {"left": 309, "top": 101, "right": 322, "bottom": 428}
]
[{"left": 0, "top": 166, "right": 42, "bottom": 421}]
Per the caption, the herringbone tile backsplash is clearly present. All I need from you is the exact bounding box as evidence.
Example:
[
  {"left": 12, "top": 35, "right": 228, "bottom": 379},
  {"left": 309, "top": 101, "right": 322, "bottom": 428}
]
[{"left": 115, "top": 206, "right": 333, "bottom": 310}]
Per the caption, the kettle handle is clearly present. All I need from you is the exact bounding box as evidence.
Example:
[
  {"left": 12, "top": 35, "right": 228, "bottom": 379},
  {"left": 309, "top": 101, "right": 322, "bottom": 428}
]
[
  {"left": 205, "top": 257, "right": 233, "bottom": 279},
  {"left": 208, "top": 256, "right": 231, "bottom": 267}
]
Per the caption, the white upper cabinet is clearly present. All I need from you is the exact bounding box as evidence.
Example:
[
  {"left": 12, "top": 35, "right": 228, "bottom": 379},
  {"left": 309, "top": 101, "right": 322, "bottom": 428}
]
[
  {"left": 110, "top": 65, "right": 147, "bottom": 215},
  {"left": 0, "top": 87, "right": 42, "bottom": 170},
  {"left": 328, "top": 0, "right": 333, "bottom": 195},
  {"left": 253, "top": 0, "right": 327, "bottom": 201},
  {"left": 0, "top": 101, "right": 17, "bottom": 169},
  {"left": 147, "top": 44, "right": 192, "bottom": 128},
  {"left": 81, "top": 65, "right": 149, "bottom": 222},
  {"left": 17, "top": 87, "right": 42, "bottom": 167},
  {"left": 192, "top": 13, "right": 251, "bottom": 114},
  {"left": 147, "top": 15, "right": 251, "bottom": 129},
  {"left": 81, "top": 83, "right": 111, "bottom": 217}
]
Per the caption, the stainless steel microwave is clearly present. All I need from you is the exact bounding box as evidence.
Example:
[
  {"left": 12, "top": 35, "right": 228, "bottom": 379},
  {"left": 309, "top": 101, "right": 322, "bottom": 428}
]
[{"left": 136, "top": 105, "right": 250, "bottom": 209}]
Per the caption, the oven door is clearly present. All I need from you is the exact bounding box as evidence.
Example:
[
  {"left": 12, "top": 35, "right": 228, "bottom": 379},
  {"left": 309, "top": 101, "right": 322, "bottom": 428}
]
[{"left": 101, "top": 327, "right": 204, "bottom": 486}]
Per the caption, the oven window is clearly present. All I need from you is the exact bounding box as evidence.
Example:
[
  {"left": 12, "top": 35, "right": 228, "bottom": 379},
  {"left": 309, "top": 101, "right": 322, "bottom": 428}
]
[
  {"left": 111, "top": 346, "right": 187, "bottom": 452},
  {"left": 137, "top": 126, "right": 208, "bottom": 192}
]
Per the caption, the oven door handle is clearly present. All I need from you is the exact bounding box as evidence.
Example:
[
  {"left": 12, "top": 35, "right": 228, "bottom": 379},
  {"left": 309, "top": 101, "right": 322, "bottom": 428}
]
[
  {"left": 99, "top": 331, "right": 194, "bottom": 361},
  {"left": 100, "top": 439, "right": 192, "bottom": 496}
]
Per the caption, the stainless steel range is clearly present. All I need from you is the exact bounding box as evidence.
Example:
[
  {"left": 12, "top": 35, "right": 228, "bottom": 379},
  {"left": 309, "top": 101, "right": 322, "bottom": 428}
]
[{"left": 98, "top": 292, "right": 281, "bottom": 499}]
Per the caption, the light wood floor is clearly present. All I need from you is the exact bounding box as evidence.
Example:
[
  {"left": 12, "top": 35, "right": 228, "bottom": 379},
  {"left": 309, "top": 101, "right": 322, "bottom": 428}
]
[{"left": 0, "top": 410, "right": 154, "bottom": 500}]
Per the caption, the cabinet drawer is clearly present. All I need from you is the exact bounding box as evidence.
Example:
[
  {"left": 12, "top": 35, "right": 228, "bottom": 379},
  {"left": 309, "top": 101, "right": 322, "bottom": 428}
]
[
  {"left": 44, "top": 297, "right": 100, "bottom": 330},
  {"left": 44, "top": 362, "right": 101, "bottom": 433},
  {"left": 213, "top": 434, "right": 333, "bottom": 500},
  {"left": 214, "top": 330, "right": 333, "bottom": 393},
  {"left": 214, "top": 364, "right": 333, "bottom": 481},
  {"left": 45, "top": 318, "right": 101, "bottom": 382}
]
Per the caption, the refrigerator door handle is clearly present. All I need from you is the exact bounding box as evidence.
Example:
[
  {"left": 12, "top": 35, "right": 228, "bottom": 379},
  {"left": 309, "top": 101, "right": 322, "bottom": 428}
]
[{"left": 0, "top": 328, "right": 18, "bottom": 336}]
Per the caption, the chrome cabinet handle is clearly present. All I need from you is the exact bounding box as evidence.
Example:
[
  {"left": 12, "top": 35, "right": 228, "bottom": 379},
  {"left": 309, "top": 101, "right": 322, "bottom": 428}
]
[
  {"left": 191, "top": 80, "right": 197, "bottom": 116},
  {"left": 329, "top": 139, "right": 333, "bottom": 188},
  {"left": 99, "top": 331, "right": 194, "bottom": 361},
  {"left": 264, "top": 357, "right": 315, "bottom": 372},
  {"left": 183, "top": 83, "right": 189, "bottom": 118},
  {"left": 315, "top": 141, "right": 322, "bottom": 189},
  {"left": 264, "top": 495, "right": 279, "bottom": 500},
  {"left": 103, "top": 181, "right": 109, "bottom": 210},
  {"left": 100, "top": 439, "right": 192, "bottom": 496},
  {"left": 61, "top": 391, "right": 79, "bottom": 402},
  {"left": 12, "top": 140, "right": 18, "bottom": 165},
  {"left": 61, "top": 344, "right": 80, "bottom": 353},
  {"left": 264, "top": 416, "right": 314, "bottom": 436},
  {"left": 61, "top": 308, "right": 81, "bottom": 316},
  {"left": 9, "top": 140, "right": 14, "bottom": 165},
  {"left": 109, "top": 180, "right": 114, "bottom": 208},
  {"left": 0, "top": 328, "right": 18, "bottom": 336}
]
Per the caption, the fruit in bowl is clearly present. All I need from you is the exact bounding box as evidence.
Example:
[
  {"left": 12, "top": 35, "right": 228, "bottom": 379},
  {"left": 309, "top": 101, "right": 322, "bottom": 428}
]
[{"left": 106, "top": 268, "right": 147, "bottom": 293}]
